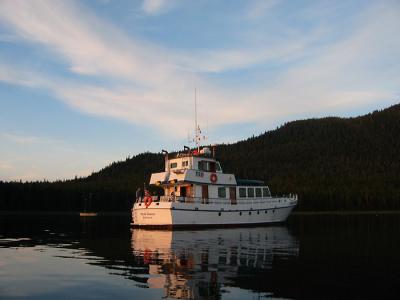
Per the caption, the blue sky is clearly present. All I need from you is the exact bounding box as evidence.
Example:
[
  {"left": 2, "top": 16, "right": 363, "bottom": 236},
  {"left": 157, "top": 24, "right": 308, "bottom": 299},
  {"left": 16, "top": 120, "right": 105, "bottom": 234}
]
[{"left": 0, "top": 0, "right": 399, "bottom": 181}]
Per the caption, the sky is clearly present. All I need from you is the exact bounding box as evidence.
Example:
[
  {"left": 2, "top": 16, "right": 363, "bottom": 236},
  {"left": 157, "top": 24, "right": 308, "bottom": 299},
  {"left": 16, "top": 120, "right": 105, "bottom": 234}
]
[{"left": 0, "top": 0, "right": 399, "bottom": 181}]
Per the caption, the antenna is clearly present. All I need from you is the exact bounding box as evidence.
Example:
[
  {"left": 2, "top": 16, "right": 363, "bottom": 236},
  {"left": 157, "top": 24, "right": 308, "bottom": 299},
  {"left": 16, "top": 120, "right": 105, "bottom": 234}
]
[
  {"left": 189, "top": 88, "right": 206, "bottom": 152},
  {"left": 195, "top": 88, "right": 197, "bottom": 143},
  {"left": 194, "top": 88, "right": 200, "bottom": 152}
]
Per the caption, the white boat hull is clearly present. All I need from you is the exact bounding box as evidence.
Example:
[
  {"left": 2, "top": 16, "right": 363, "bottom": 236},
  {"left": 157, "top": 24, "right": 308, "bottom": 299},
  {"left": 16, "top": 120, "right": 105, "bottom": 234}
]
[{"left": 132, "top": 196, "right": 297, "bottom": 227}]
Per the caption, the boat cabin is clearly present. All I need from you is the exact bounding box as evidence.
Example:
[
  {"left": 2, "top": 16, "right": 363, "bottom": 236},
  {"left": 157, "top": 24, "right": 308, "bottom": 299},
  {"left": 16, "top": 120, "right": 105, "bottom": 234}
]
[{"left": 149, "top": 147, "right": 272, "bottom": 203}]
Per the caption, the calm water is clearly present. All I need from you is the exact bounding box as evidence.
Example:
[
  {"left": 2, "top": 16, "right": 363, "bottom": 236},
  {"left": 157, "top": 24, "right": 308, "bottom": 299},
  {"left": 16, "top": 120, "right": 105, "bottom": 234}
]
[{"left": 1, "top": 214, "right": 400, "bottom": 299}]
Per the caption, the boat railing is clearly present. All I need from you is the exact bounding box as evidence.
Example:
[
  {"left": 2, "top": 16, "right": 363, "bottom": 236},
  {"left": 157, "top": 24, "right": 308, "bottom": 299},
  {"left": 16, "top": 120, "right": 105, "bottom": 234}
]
[{"left": 135, "top": 195, "right": 297, "bottom": 205}]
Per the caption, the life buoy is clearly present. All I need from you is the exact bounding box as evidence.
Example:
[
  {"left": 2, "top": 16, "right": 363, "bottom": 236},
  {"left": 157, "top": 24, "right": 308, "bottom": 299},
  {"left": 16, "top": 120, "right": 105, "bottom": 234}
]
[
  {"left": 144, "top": 196, "right": 152, "bottom": 208},
  {"left": 210, "top": 173, "right": 218, "bottom": 183}
]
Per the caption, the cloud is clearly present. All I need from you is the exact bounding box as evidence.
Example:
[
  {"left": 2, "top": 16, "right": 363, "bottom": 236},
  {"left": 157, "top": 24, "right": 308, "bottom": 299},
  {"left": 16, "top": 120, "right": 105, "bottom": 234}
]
[
  {"left": 245, "top": 0, "right": 281, "bottom": 20},
  {"left": 0, "top": 131, "right": 111, "bottom": 181},
  {"left": 0, "top": 133, "right": 63, "bottom": 145},
  {"left": 141, "top": 0, "right": 176, "bottom": 15},
  {"left": 0, "top": 0, "right": 167, "bottom": 82},
  {"left": 0, "top": 0, "right": 399, "bottom": 140}
]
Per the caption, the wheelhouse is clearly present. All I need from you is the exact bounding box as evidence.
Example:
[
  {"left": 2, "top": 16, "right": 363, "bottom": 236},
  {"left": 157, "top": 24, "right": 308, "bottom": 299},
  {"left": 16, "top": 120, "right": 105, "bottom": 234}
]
[{"left": 148, "top": 147, "right": 272, "bottom": 203}]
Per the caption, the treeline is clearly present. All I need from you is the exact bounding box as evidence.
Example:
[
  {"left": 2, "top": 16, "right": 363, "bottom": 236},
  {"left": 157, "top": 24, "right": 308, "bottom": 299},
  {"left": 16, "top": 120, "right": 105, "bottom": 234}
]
[
  {"left": 0, "top": 153, "right": 163, "bottom": 212},
  {"left": 1, "top": 104, "right": 400, "bottom": 211}
]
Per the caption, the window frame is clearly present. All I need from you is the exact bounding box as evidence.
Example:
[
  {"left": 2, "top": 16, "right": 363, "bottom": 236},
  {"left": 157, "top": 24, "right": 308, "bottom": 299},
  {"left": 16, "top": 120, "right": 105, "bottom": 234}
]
[
  {"left": 247, "top": 187, "right": 255, "bottom": 198},
  {"left": 218, "top": 187, "right": 226, "bottom": 198},
  {"left": 262, "top": 187, "right": 271, "bottom": 197},
  {"left": 239, "top": 187, "right": 247, "bottom": 198}
]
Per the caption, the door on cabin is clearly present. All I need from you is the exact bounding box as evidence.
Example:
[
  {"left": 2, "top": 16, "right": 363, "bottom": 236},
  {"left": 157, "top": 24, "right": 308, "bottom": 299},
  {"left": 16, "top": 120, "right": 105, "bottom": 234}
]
[
  {"left": 180, "top": 186, "right": 187, "bottom": 197},
  {"left": 202, "top": 185, "right": 209, "bottom": 204},
  {"left": 229, "top": 187, "right": 237, "bottom": 204}
]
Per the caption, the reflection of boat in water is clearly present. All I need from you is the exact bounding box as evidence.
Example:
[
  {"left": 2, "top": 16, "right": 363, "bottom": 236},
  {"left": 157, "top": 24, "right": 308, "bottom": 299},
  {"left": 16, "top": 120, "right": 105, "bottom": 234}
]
[{"left": 131, "top": 227, "right": 299, "bottom": 299}]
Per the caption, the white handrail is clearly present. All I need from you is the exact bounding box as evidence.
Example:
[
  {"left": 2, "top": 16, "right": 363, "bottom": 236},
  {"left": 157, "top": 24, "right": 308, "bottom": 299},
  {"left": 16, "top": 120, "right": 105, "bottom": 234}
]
[{"left": 135, "top": 194, "right": 297, "bottom": 205}]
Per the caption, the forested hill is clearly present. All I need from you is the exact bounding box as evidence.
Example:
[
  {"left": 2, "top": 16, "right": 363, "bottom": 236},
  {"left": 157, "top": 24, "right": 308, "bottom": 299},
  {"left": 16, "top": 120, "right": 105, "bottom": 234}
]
[{"left": 1, "top": 103, "right": 399, "bottom": 211}]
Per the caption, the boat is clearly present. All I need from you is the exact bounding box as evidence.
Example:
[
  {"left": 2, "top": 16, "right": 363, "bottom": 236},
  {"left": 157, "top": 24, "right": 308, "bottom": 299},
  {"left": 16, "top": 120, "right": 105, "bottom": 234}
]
[
  {"left": 132, "top": 95, "right": 297, "bottom": 227},
  {"left": 131, "top": 144, "right": 297, "bottom": 227}
]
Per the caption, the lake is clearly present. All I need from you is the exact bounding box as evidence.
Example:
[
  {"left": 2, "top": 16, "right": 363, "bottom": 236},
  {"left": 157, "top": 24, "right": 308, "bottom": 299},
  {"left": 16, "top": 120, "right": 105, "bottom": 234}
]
[{"left": 1, "top": 213, "right": 399, "bottom": 299}]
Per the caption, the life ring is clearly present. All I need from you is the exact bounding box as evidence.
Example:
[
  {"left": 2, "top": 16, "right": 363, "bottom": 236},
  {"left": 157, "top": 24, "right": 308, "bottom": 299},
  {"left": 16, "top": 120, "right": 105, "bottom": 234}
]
[
  {"left": 210, "top": 173, "right": 218, "bottom": 183},
  {"left": 144, "top": 196, "right": 152, "bottom": 208}
]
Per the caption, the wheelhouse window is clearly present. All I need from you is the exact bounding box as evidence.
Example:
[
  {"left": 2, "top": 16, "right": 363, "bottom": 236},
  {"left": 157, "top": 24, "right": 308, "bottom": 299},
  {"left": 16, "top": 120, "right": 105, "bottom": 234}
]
[
  {"left": 216, "top": 162, "right": 222, "bottom": 172},
  {"left": 209, "top": 162, "right": 216, "bottom": 172},
  {"left": 198, "top": 160, "right": 207, "bottom": 171},
  {"left": 247, "top": 187, "right": 255, "bottom": 198},
  {"left": 182, "top": 161, "right": 188, "bottom": 167},
  {"left": 218, "top": 187, "right": 226, "bottom": 198},
  {"left": 255, "top": 188, "right": 262, "bottom": 197},
  {"left": 239, "top": 188, "right": 246, "bottom": 198},
  {"left": 263, "top": 187, "right": 271, "bottom": 197},
  {"left": 170, "top": 162, "right": 178, "bottom": 169}
]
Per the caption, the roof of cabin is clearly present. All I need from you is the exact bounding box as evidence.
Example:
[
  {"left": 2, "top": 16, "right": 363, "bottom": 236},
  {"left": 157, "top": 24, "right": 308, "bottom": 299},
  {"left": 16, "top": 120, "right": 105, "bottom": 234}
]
[{"left": 236, "top": 179, "right": 265, "bottom": 186}]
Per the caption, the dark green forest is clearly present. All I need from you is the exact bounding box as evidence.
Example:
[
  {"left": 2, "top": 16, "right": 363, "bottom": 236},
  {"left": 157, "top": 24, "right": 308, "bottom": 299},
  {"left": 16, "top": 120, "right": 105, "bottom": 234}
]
[{"left": 1, "top": 103, "right": 399, "bottom": 212}]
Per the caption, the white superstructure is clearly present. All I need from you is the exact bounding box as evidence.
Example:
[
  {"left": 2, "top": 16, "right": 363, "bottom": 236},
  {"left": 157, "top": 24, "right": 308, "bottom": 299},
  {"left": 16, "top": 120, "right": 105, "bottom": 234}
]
[{"left": 132, "top": 147, "right": 297, "bottom": 227}]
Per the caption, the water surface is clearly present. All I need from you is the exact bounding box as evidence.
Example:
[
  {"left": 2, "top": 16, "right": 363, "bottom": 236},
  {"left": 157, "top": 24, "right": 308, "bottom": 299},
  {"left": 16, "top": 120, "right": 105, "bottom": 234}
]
[{"left": 1, "top": 214, "right": 399, "bottom": 299}]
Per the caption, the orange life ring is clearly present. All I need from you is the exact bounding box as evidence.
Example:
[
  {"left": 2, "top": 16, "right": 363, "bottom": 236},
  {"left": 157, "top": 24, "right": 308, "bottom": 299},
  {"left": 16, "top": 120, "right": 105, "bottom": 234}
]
[
  {"left": 144, "top": 196, "right": 152, "bottom": 208},
  {"left": 210, "top": 173, "right": 218, "bottom": 183}
]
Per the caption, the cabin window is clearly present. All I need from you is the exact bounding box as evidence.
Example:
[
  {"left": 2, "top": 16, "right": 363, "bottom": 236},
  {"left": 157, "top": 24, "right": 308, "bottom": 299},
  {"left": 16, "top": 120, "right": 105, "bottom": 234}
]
[
  {"left": 263, "top": 187, "right": 271, "bottom": 197},
  {"left": 218, "top": 187, "right": 226, "bottom": 198},
  {"left": 182, "top": 161, "right": 188, "bottom": 167},
  {"left": 255, "top": 188, "right": 262, "bottom": 197},
  {"left": 209, "top": 162, "right": 216, "bottom": 172},
  {"left": 216, "top": 162, "right": 222, "bottom": 172},
  {"left": 239, "top": 188, "right": 246, "bottom": 198},
  {"left": 247, "top": 188, "right": 255, "bottom": 198},
  {"left": 198, "top": 160, "right": 207, "bottom": 171},
  {"left": 170, "top": 162, "right": 177, "bottom": 169}
]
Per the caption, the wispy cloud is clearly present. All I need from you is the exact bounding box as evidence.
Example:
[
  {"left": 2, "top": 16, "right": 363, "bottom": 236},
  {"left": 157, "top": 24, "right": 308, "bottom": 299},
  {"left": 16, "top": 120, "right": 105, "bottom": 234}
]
[
  {"left": 141, "top": 0, "right": 177, "bottom": 15},
  {"left": 1, "top": 132, "right": 62, "bottom": 145},
  {"left": 0, "top": 0, "right": 399, "bottom": 139},
  {"left": 0, "top": 131, "right": 112, "bottom": 181},
  {"left": 245, "top": 0, "right": 281, "bottom": 20}
]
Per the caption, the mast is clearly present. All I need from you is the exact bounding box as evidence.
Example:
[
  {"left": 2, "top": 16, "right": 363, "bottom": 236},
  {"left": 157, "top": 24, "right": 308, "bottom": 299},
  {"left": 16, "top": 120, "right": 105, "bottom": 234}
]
[
  {"left": 192, "top": 88, "right": 206, "bottom": 153},
  {"left": 194, "top": 88, "right": 200, "bottom": 152}
]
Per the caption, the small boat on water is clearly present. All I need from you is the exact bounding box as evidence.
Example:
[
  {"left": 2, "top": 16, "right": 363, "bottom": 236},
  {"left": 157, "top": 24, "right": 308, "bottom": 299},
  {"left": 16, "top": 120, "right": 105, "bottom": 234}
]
[{"left": 131, "top": 145, "right": 297, "bottom": 227}]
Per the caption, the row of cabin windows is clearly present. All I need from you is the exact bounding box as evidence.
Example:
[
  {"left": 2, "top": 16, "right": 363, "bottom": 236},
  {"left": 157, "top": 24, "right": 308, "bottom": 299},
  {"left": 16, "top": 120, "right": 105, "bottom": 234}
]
[
  {"left": 198, "top": 161, "right": 222, "bottom": 172},
  {"left": 170, "top": 160, "right": 221, "bottom": 171},
  {"left": 239, "top": 187, "right": 271, "bottom": 198},
  {"left": 170, "top": 161, "right": 188, "bottom": 169},
  {"left": 217, "top": 187, "right": 271, "bottom": 198}
]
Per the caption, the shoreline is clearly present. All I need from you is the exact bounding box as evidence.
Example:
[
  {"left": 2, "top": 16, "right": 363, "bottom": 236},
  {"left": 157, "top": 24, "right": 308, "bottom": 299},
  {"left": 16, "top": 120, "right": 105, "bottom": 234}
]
[{"left": 1, "top": 210, "right": 400, "bottom": 216}]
